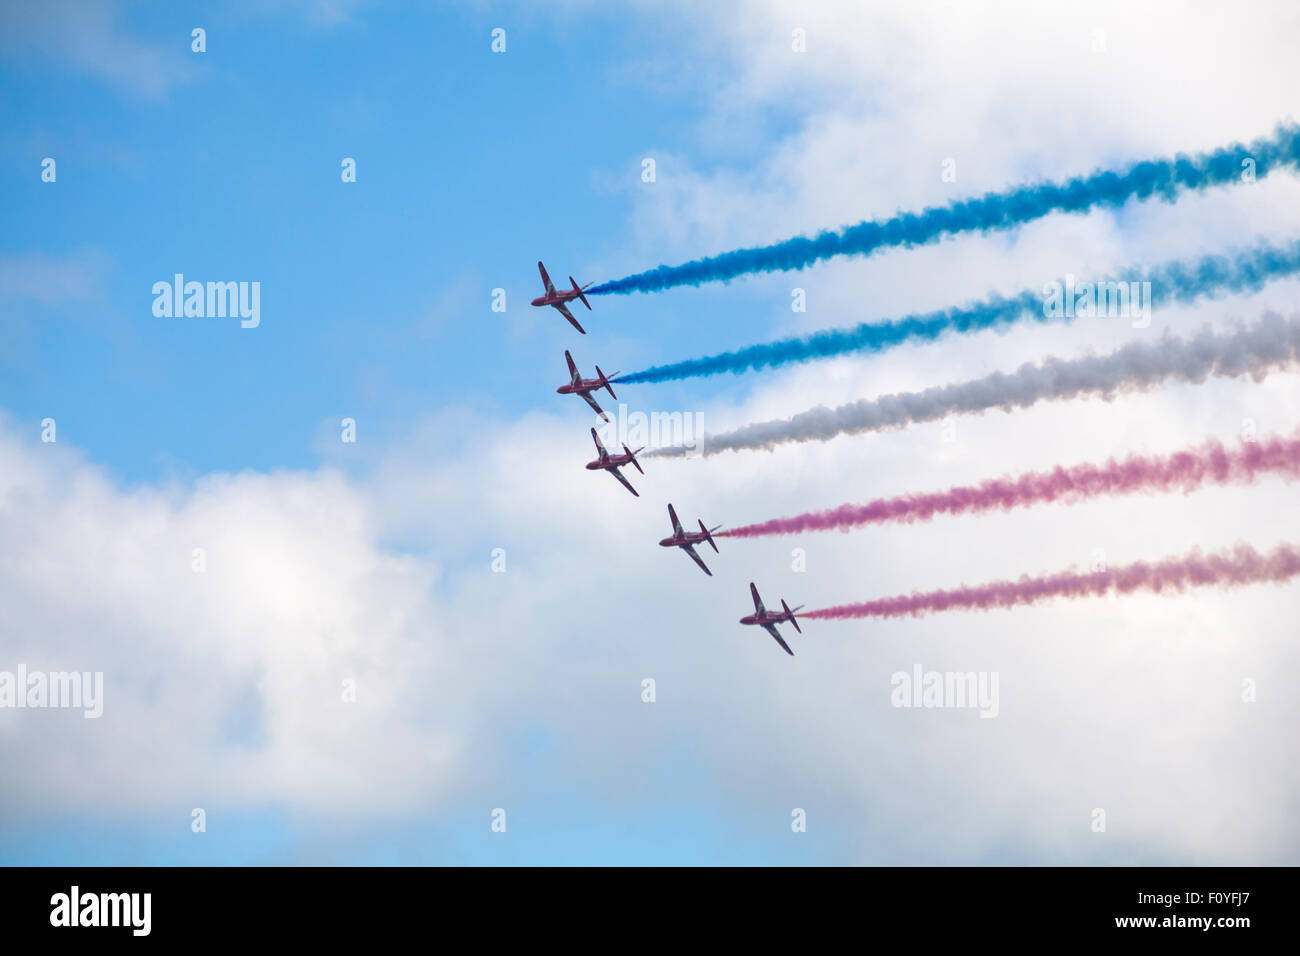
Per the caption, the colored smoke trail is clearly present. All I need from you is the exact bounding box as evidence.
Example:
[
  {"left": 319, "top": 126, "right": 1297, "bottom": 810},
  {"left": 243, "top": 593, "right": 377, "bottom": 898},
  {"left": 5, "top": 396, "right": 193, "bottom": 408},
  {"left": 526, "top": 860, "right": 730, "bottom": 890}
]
[
  {"left": 646, "top": 313, "right": 1300, "bottom": 458},
  {"left": 800, "top": 542, "right": 1300, "bottom": 621},
  {"left": 589, "top": 124, "right": 1300, "bottom": 296},
  {"left": 719, "top": 432, "right": 1300, "bottom": 537},
  {"left": 612, "top": 241, "right": 1300, "bottom": 385}
]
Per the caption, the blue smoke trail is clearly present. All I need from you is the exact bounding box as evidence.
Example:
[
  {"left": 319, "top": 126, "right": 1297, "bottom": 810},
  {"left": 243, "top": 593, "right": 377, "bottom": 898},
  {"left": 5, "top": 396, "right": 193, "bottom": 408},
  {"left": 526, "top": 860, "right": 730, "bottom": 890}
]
[
  {"left": 590, "top": 123, "right": 1300, "bottom": 296},
  {"left": 612, "top": 240, "right": 1300, "bottom": 385}
]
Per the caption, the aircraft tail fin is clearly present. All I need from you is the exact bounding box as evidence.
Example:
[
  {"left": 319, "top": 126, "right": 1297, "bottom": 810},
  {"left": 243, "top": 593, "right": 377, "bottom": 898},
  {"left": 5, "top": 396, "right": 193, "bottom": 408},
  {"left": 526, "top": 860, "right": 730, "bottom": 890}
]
[
  {"left": 783, "top": 599, "right": 802, "bottom": 634},
  {"left": 571, "top": 277, "right": 592, "bottom": 310},
  {"left": 700, "top": 520, "right": 719, "bottom": 553},
  {"left": 624, "top": 445, "right": 644, "bottom": 475},
  {"left": 595, "top": 365, "right": 617, "bottom": 400}
]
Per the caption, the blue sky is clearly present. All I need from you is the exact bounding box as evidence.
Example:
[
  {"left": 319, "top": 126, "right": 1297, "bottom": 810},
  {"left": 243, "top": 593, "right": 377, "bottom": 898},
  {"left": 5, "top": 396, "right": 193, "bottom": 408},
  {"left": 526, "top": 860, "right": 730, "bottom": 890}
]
[
  {"left": 3, "top": 1, "right": 1300, "bottom": 866},
  {"left": 2, "top": 1, "right": 788, "bottom": 482}
]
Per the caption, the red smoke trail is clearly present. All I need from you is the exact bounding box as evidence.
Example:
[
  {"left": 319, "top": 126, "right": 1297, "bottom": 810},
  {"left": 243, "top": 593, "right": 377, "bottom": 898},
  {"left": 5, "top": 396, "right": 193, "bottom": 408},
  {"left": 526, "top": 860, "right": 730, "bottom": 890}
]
[
  {"left": 719, "top": 432, "right": 1300, "bottom": 538},
  {"left": 800, "top": 542, "right": 1300, "bottom": 621}
]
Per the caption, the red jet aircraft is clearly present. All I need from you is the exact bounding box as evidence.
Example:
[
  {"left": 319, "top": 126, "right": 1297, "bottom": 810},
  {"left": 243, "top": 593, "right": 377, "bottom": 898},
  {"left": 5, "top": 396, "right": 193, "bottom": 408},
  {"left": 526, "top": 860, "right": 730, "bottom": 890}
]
[
  {"left": 658, "top": 503, "right": 721, "bottom": 576},
  {"left": 586, "top": 427, "right": 644, "bottom": 497},
  {"left": 739, "top": 582, "right": 804, "bottom": 656},
  {"left": 532, "top": 261, "right": 593, "bottom": 334},
  {"left": 557, "top": 350, "right": 618, "bottom": 421}
]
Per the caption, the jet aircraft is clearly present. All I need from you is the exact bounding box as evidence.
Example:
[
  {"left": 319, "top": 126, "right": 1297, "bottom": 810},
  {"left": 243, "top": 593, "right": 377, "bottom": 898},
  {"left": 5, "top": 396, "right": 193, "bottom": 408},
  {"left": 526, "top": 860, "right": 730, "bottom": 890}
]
[
  {"left": 531, "top": 261, "right": 593, "bottom": 333},
  {"left": 658, "top": 503, "right": 721, "bottom": 575},
  {"left": 739, "top": 582, "right": 804, "bottom": 656},
  {"left": 557, "top": 350, "right": 618, "bottom": 421},
  {"left": 586, "top": 427, "right": 644, "bottom": 497}
]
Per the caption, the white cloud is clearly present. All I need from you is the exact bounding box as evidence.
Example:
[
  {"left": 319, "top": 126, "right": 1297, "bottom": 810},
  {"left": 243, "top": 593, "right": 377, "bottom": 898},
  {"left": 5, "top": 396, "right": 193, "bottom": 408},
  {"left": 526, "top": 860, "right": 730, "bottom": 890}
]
[
  {"left": 0, "top": 424, "right": 467, "bottom": 820},
  {"left": 0, "top": 250, "right": 106, "bottom": 306},
  {"left": 0, "top": 0, "right": 199, "bottom": 100}
]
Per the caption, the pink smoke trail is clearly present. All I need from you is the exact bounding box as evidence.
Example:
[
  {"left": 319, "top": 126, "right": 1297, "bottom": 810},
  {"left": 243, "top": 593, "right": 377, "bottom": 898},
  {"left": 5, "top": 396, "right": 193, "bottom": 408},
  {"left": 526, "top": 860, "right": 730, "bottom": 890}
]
[
  {"left": 800, "top": 542, "right": 1300, "bottom": 621},
  {"left": 720, "top": 432, "right": 1300, "bottom": 538}
]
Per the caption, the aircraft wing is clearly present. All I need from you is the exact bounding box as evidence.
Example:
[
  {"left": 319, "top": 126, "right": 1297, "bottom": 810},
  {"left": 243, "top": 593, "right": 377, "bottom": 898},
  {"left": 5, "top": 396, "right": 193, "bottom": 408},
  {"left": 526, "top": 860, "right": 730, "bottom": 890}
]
[
  {"left": 681, "top": 543, "right": 712, "bottom": 576},
  {"left": 565, "top": 350, "right": 580, "bottom": 384},
  {"left": 590, "top": 427, "right": 607, "bottom": 458},
  {"left": 763, "top": 622, "right": 794, "bottom": 656},
  {"left": 750, "top": 582, "right": 766, "bottom": 615},
  {"left": 580, "top": 391, "right": 608, "bottom": 421},
  {"left": 554, "top": 301, "right": 585, "bottom": 334},
  {"left": 609, "top": 466, "right": 639, "bottom": 497},
  {"left": 667, "top": 503, "right": 684, "bottom": 536},
  {"left": 538, "top": 261, "right": 557, "bottom": 296}
]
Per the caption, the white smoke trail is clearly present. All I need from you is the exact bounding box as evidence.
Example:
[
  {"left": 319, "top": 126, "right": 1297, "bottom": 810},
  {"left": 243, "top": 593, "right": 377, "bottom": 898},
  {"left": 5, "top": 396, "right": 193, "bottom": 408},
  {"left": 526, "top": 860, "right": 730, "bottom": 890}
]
[{"left": 649, "top": 313, "right": 1300, "bottom": 458}]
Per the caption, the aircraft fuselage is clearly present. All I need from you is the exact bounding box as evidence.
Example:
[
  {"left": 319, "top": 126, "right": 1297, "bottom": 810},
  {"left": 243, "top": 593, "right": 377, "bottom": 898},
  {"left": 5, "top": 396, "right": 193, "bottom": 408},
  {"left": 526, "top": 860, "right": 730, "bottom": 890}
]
[
  {"left": 587, "top": 455, "right": 635, "bottom": 471},
  {"left": 740, "top": 612, "right": 794, "bottom": 627},
  {"left": 659, "top": 532, "right": 709, "bottom": 548},
  {"left": 557, "top": 378, "right": 603, "bottom": 396},
  {"left": 532, "top": 291, "right": 581, "bottom": 307}
]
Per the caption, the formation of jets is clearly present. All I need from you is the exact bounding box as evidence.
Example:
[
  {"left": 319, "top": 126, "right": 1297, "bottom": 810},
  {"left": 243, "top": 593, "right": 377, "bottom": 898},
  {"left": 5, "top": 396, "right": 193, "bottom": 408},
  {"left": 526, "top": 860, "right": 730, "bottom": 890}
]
[{"left": 539, "top": 259, "right": 804, "bottom": 655}]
